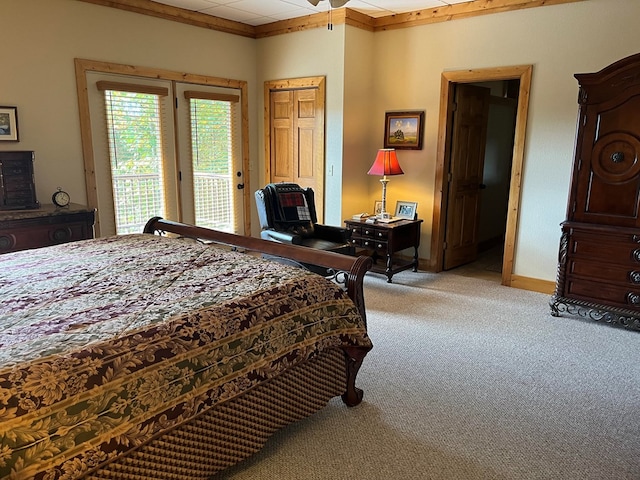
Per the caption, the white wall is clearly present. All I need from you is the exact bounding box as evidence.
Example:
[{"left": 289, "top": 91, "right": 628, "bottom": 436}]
[
  {"left": 369, "top": 0, "right": 640, "bottom": 281},
  {"left": 1, "top": 0, "right": 257, "bottom": 224}
]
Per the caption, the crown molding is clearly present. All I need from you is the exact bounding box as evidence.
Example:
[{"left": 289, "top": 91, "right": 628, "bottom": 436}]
[
  {"left": 77, "top": 0, "right": 256, "bottom": 38},
  {"left": 372, "top": 0, "right": 587, "bottom": 31},
  {"left": 77, "top": 0, "right": 588, "bottom": 39}
]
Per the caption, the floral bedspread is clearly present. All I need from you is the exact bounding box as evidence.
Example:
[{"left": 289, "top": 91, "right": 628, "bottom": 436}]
[{"left": 0, "top": 234, "right": 371, "bottom": 480}]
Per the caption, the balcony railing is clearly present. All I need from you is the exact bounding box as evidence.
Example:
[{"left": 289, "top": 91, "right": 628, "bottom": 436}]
[
  {"left": 113, "top": 174, "right": 164, "bottom": 234},
  {"left": 112, "top": 172, "right": 233, "bottom": 234}
]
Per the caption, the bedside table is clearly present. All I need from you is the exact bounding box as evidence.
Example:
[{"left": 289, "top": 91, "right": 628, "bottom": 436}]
[
  {"left": 0, "top": 204, "right": 96, "bottom": 254},
  {"left": 344, "top": 218, "right": 423, "bottom": 283}
]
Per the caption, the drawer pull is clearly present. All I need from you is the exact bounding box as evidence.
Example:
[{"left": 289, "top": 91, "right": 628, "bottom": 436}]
[
  {"left": 0, "top": 235, "right": 13, "bottom": 250},
  {"left": 631, "top": 271, "right": 640, "bottom": 284},
  {"left": 364, "top": 230, "right": 371, "bottom": 235},
  {"left": 627, "top": 292, "right": 640, "bottom": 305},
  {"left": 633, "top": 234, "right": 640, "bottom": 244},
  {"left": 52, "top": 228, "right": 71, "bottom": 242},
  {"left": 364, "top": 241, "right": 370, "bottom": 247},
  {"left": 378, "top": 232, "right": 383, "bottom": 237},
  {"left": 377, "top": 243, "right": 384, "bottom": 249},
  {"left": 634, "top": 249, "right": 640, "bottom": 262}
]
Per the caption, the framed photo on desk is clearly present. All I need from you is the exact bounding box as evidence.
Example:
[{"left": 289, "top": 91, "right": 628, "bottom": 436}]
[{"left": 395, "top": 201, "right": 417, "bottom": 220}]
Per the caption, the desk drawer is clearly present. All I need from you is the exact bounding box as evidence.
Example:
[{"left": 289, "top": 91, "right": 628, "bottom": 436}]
[
  {"left": 348, "top": 224, "right": 362, "bottom": 236},
  {"left": 361, "top": 237, "right": 387, "bottom": 253}
]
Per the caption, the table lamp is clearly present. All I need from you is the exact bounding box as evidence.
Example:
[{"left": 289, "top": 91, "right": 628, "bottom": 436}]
[{"left": 367, "top": 148, "right": 404, "bottom": 219}]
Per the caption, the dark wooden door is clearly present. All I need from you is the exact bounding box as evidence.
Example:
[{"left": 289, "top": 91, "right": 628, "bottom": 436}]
[{"left": 443, "top": 84, "right": 491, "bottom": 270}]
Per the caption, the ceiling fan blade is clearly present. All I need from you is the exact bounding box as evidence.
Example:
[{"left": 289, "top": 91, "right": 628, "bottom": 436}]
[
  {"left": 329, "top": 0, "right": 349, "bottom": 7},
  {"left": 307, "top": 0, "right": 321, "bottom": 6}
]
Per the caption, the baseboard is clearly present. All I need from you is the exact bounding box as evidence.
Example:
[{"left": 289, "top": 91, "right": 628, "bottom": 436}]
[
  {"left": 413, "top": 258, "right": 555, "bottom": 295},
  {"left": 508, "top": 275, "right": 555, "bottom": 295}
]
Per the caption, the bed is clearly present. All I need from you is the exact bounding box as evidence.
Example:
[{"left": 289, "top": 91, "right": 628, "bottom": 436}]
[{"left": 0, "top": 217, "right": 373, "bottom": 480}]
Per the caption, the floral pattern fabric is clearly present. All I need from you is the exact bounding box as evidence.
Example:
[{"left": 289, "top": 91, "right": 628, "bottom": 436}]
[{"left": 0, "top": 234, "right": 371, "bottom": 480}]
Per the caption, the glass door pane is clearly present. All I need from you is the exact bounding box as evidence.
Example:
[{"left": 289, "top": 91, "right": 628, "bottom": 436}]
[
  {"left": 103, "top": 90, "right": 167, "bottom": 234},
  {"left": 176, "top": 84, "right": 245, "bottom": 235},
  {"left": 190, "top": 98, "right": 234, "bottom": 232}
]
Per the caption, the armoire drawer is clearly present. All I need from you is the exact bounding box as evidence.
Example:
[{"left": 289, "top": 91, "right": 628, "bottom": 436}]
[
  {"left": 569, "top": 231, "right": 640, "bottom": 266},
  {"left": 567, "top": 258, "right": 640, "bottom": 285},
  {"left": 565, "top": 277, "right": 640, "bottom": 310}
]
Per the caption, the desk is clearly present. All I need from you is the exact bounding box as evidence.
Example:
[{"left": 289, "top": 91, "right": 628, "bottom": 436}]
[
  {"left": 0, "top": 204, "right": 95, "bottom": 253},
  {"left": 345, "top": 218, "right": 422, "bottom": 283}
]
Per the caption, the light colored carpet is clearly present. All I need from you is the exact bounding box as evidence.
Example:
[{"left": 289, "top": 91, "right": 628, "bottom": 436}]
[{"left": 216, "top": 269, "right": 640, "bottom": 479}]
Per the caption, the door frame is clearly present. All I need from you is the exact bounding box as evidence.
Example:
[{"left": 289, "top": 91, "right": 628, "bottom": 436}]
[
  {"left": 74, "top": 58, "right": 251, "bottom": 236},
  {"left": 429, "top": 65, "right": 533, "bottom": 286}
]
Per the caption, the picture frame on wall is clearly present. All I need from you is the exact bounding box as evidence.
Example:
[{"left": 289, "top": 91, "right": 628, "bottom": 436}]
[
  {"left": 395, "top": 201, "right": 418, "bottom": 220},
  {"left": 384, "top": 110, "right": 424, "bottom": 150},
  {"left": 0, "top": 106, "right": 19, "bottom": 142}
]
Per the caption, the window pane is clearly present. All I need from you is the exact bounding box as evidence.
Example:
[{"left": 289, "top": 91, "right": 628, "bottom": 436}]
[
  {"left": 103, "top": 90, "right": 166, "bottom": 234},
  {"left": 190, "top": 98, "right": 235, "bottom": 232}
]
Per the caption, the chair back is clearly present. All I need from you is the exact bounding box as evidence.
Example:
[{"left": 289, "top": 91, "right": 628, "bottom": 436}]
[{"left": 255, "top": 183, "right": 319, "bottom": 236}]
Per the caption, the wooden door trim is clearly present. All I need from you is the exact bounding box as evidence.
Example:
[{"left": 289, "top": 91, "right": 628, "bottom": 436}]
[{"left": 430, "top": 64, "right": 532, "bottom": 287}]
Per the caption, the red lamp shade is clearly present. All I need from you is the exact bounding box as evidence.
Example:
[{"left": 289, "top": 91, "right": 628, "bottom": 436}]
[{"left": 367, "top": 149, "right": 404, "bottom": 176}]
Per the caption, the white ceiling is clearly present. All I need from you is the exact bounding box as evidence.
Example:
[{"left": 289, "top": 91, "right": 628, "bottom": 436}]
[{"left": 153, "top": 0, "right": 474, "bottom": 26}]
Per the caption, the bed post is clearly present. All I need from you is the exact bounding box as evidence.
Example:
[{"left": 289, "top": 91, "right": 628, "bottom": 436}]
[{"left": 341, "top": 346, "right": 370, "bottom": 407}]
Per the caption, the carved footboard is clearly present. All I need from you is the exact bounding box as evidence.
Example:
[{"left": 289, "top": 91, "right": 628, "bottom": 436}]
[{"left": 143, "top": 217, "right": 373, "bottom": 406}]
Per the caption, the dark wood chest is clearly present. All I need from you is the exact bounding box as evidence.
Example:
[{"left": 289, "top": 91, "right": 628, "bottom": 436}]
[
  {"left": 551, "top": 52, "right": 640, "bottom": 330},
  {"left": 0, "top": 204, "right": 95, "bottom": 253},
  {"left": 0, "top": 150, "right": 39, "bottom": 210}
]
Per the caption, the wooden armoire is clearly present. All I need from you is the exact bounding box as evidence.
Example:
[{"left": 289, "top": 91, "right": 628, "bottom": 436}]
[{"left": 551, "top": 53, "right": 640, "bottom": 331}]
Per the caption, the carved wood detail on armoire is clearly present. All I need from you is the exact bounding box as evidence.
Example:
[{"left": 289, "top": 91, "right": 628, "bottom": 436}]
[{"left": 550, "top": 52, "right": 640, "bottom": 331}]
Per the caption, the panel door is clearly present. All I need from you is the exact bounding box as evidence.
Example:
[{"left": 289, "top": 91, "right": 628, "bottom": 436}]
[{"left": 443, "top": 84, "right": 491, "bottom": 270}]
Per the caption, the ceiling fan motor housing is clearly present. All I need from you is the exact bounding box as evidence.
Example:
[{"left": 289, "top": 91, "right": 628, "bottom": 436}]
[{"left": 308, "top": 0, "right": 350, "bottom": 8}]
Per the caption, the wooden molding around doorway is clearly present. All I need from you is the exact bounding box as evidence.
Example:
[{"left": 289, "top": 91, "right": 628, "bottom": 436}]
[{"left": 430, "top": 64, "right": 533, "bottom": 287}]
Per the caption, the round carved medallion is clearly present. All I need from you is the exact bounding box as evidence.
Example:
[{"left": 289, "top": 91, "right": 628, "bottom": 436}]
[{"left": 591, "top": 133, "right": 640, "bottom": 183}]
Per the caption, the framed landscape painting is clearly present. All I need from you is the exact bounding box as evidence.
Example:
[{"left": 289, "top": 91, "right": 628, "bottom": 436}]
[
  {"left": 384, "top": 111, "right": 424, "bottom": 150},
  {"left": 0, "top": 106, "right": 19, "bottom": 142}
]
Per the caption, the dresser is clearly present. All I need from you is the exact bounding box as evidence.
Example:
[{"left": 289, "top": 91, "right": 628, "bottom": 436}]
[
  {"left": 550, "top": 53, "right": 640, "bottom": 330},
  {"left": 0, "top": 204, "right": 96, "bottom": 254},
  {"left": 344, "top": 218, "right": 422, "bottom": 283}
]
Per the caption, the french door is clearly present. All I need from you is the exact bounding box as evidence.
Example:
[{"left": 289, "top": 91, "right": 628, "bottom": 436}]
[{"left": 86, "top": 71, "right": 245, "bottom": 236}]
